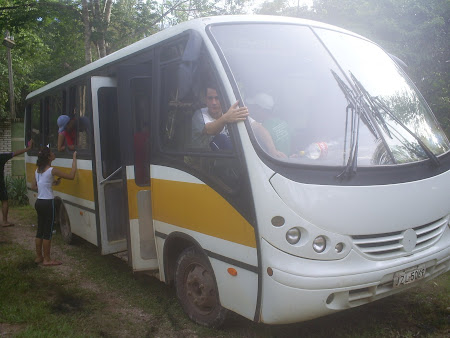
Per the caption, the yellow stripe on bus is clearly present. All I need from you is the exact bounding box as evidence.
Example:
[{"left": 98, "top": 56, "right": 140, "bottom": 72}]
[
  {"left": 150, "top": 178, "right": 256, "bottom": 248},
  {"left": 26, "top": 162, "right": 95, "bottom": 201},
  {"left": 126, "top": 179, "right": 150, "bottom": 220}
]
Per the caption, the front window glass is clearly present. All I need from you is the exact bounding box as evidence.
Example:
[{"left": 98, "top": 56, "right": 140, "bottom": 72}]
[
  {"left": 316, "top": 28, "right": 449, "bottom": 164},
  {"left": 210, "top": 24, "right": 450, "bottom": 166}
]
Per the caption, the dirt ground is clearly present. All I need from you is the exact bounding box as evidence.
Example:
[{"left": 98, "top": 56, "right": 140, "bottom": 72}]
[
  {"left": 0, "top": 212, "right": 201, "bottom": 337},
  {"left": 1, "top": 209, "right": 449, "bottom": 337}
]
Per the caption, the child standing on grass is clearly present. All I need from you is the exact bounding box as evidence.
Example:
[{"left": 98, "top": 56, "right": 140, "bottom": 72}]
[{"left": 31, "top": 147, "right": 77, "bottom": 266}]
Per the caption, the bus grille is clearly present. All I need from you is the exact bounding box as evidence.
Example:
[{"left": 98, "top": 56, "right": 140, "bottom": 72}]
[
  {"left": 351, "top": 216, "right": 448, "bottom": 260},
  {"left": 344, "top": 256, "right": 449, "bottom": 307}
]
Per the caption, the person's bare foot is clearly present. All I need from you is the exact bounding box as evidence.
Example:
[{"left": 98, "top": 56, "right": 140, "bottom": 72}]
[
  {"left": 2, "top": 222, "right": 14, "bottom": 227},
  {"left": 42, "top": 260, "right": 62, "bottom": 266},
  {"left": 35, "top": 257, "right": 44, "bottom": 264}
]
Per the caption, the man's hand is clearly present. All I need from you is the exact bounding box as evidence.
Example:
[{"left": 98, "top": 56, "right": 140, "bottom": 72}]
[
  {"left": 222, "top": 101, "right": 249, "bottom": 123},
  {"left": 270, "top": 149, "right": 288, "bottom": 158}
]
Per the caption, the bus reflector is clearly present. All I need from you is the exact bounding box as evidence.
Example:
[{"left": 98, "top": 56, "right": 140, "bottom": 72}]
[
  {"left": 227, "top": 268, "right": 237, "bottom": 276},
  {"left": 80, "top": 211, "right": 84, "bottom": 216},
  {"left": 267, "top": 267, "right": 273, "bottom": 276}
]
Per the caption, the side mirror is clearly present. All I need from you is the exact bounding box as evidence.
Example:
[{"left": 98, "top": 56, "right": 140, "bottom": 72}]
[{"left": 389, "top": 53, "right": 408, "bottom": 68}]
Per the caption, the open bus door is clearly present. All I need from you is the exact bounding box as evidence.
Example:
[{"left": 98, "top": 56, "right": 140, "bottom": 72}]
[
  {"left": 91, "top": 76, "right": 128, "bottom": 255},
  {"left": 117, "top": 65, "right": 158, "bottom": 271}
]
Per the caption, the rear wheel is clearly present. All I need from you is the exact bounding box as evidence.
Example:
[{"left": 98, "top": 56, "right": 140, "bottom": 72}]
[
  {"left": 58, "top": 202, "right": 73, "bottom": 244},
  {"left": 175, "top": 247, "right": 227, "bottom": 327}
]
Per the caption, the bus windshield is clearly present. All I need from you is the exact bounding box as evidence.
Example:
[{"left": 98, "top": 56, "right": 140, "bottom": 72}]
[{"left": 210, "top": 24, "right": 450, "bottom": 167}]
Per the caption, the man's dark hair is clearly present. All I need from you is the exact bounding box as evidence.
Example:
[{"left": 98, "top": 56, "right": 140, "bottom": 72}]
[{"left": 205, "top": 83, "right": 219, "bottom": 96}]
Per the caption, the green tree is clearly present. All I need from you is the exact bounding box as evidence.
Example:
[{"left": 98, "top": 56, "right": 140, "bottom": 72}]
[
  {"left": 0, "top": 0, "right": 83, "bottom": 118},
  {"left": 107, "top": 0, "right": 159, "bottom": 53},
  {"left": 254, "top": 0, "right": 450, "bottom": 135}
]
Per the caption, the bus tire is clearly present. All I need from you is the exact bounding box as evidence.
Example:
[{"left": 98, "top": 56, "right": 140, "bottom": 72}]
[
  {"left": 58, "top": 202, "right": 73, "bottom": 244},
  {"left": 175, "top": 246, "right": 227, "bottom": 327}
]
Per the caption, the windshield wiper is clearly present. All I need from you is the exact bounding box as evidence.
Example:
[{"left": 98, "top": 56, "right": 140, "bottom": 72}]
[
  {"left": 350, "top": 73, "right": 440, "bottom": 167},
  {"left": 332, "top": 70, "right": 383, "bottom": 179}
]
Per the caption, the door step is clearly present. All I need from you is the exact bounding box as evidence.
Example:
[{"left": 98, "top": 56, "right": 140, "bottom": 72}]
[{"left": 113, "top": 250, "right": 128, "bottom": 263}]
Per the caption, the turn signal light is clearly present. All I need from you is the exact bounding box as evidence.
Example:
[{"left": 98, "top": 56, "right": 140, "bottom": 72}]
[{"left": 227, "top": 268, "right": 237, "bottom": 276}]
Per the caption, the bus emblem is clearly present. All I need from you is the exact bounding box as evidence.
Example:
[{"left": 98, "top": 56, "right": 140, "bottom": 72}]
[{"left": 401, "top": 229, "right": 417, "bottom": 253}]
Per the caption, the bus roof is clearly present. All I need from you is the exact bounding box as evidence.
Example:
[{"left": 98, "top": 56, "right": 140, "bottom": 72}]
[{"left": 26, "top": 15, "right": 362, "bottom": 100}]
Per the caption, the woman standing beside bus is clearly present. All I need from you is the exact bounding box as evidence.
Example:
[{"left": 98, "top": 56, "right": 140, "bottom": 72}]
[{"left": 31, "top": 148, "right": 77, "bottom": 266}]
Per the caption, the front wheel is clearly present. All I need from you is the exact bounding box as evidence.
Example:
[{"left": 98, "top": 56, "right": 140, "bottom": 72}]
[{"left": 175, "top": 247, "right": 227, "bottom": 327}]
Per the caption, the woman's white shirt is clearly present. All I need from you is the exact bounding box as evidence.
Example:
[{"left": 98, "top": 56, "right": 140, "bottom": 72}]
[{"left": 35, "top": 167, "right": 54, "bottom": 199}]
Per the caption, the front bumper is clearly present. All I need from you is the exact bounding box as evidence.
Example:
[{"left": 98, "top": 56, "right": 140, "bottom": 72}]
[{"left": 259, "top": 228, "right": 450, "bottom": 324}]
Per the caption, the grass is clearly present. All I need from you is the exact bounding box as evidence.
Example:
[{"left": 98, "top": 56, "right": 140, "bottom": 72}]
[
  {"left": 1, "top": 206, "right": 449, "bottom": 337},
  {"left": 0, "top": 243, "right": 95, "bottom": 337}
]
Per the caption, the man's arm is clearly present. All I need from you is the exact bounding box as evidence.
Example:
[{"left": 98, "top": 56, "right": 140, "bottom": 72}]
[
  {"left": 13, "top": 140, "right": 33, "bottom": 157},
  {"left": 58, "top": 133, "right": 66, "bottom": 152},
  {"left": 251, "top": 122, "right": 287, "bottom": 158},
  {"left": 204, "top": 101, "right": 249, "bottom": 135}
]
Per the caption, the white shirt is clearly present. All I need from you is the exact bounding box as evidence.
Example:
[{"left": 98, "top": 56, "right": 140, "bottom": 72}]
[
  {"left": 200, "top": 108, "right": 228, "bottom": 136},
  {"left": 200, "top": 107, "right": 255, "bottom": 135},
  {"left": 35, "top": 168, "right": 54, "bottom": 199}
]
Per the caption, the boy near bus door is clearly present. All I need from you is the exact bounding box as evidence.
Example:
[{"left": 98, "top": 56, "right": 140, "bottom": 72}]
[
  {"left": 57, "top": 114, "right": 90, "bottom": 152},
  {"left": 0, "top": 140, "right": 33, "bottom": 227},
  {"left": 31, "top": 148, "right": 77, "bottom": 266},
  {"left": 57, "top": 115, "right": 76, "bottom": 152}
]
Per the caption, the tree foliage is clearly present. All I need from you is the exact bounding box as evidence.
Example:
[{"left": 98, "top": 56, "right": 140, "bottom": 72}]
[
  {"left": 0, "top": 0, "right": 447, "bottom": 136},
  {"left": 255, "top": 0, "right": 450, "bottom": 134},
  {"left": 0, "top": 0, "right": 84, "bottom": 118}
]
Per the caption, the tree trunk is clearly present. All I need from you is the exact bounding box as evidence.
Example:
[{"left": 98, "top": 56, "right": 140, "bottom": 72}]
[
  {"left": 102, "top": 0, "right": 113, "bottom": 56},
  {"left": 82, "top": 0, "right": 92, "bottom": 64},
  {"left": 92, "top": 0, "right": 112, "bottom": 58}
]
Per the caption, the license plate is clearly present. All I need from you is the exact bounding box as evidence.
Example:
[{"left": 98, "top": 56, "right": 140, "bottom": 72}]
[{"left": 393, "top": 264, "right": 426, "bottom": 288}]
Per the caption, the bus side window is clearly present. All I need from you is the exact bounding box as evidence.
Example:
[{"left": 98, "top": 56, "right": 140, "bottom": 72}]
[
  {"left": 160, "top": 61, "right": 197, "bottom": 153},
  {"left": 159, "top": 44, "right": 242, "bottom": 193},
  {"left": 68, "top": 82, "right": 92, "bottom": 152},
  {"left": 48, "top": 91, "right": 63, "bottom": 151},
  {"left": 98, "top": 87, "right": 121, "bottom": 179},
  {"left": 30, "top": 100, "right": 41, "bottom": 149},
  {"left": 131, "top": 78, "right": 151, "bottom": 186}
]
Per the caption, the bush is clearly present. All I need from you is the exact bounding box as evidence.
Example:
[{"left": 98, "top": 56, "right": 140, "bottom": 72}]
[{"left": 6, "top": 176, "right": 28, "bottom": 206}]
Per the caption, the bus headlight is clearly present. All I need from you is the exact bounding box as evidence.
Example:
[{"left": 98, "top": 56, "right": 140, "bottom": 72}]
[
  {"left": 313, "top": 236, "right": 326, "bottom": 253},
  {"left": 286, "top": 227, "right": 301, "bottom": 245},
  {"left": 335, "top": 242, "right": 344, "bottom": 253}
]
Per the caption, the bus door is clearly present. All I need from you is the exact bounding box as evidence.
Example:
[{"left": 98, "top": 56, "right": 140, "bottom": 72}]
[
  {"left": 117, "top": 65, "right": 158, "bottom": 271},
  {"left": 91, "top": 76, "right": 128, "bottom": 255}
]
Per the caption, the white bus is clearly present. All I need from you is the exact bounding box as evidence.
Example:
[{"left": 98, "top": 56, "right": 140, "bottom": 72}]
[{"left": 25, "top": 15, "right": 450, "bottom": 326}]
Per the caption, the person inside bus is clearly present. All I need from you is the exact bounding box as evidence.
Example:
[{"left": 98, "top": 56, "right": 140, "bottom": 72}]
[
  {"left": 191, "top": 85, "right": 248, "bottom": 151},
  {"left": 247, "top": 93, "right": 291, "bottom": 157},
  {"left": 57, "top": 112, "right": 90, "bottom": 152},
  {"left": 191, "top": 86, "right": 286, "bottom": 158}
]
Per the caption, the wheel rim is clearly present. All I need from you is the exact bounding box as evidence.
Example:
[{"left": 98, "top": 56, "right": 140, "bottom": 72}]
[
  {"left": 184, "top": 262, "right": 217, "bottom": 315},
  {"left": 59, "top": 205, "right": 71, "bottom": 241}
]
